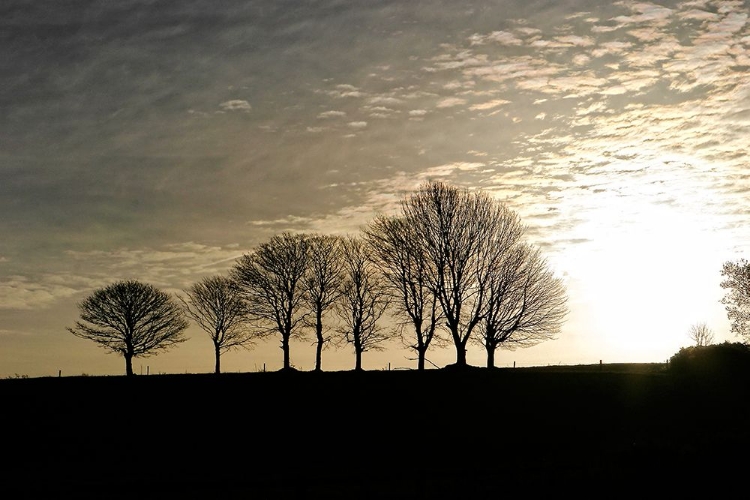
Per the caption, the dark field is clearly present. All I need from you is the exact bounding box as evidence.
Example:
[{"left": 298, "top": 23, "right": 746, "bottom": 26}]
[{"left": 3, "top": 363, "right": 749, "bottom": 498}]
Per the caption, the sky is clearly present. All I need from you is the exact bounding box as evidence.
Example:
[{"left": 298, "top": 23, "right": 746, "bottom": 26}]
[{"left": 2, "top": 0, "right": 749, "bottom": 377}]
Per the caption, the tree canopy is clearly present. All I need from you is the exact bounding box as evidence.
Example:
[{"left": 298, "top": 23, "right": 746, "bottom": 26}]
[
  {"left": 393, "top": 180, "right": 565, "bottom": 367},
  {"left": 302, "top": 234, "right": 345, "bottom": 371},
  {"left": 231, "top": 232, "right": 310, "bottom": 370},
  {"left": 179, "top": 275, "right": 254, "bottom": 374},
  {"left": 67, "top": 280, "right": 189, "bottom": 376},
  {"left": 364, "top": 214, "right": 445, "bottom": 370},
  {"left": 475, "top": 243, "right": 568, "bottom": 368},
  {"left": 337, "top": 236, "right": 392, "bottom": 371},
  {"left": 720, "top": 259, "right": 750, "bottom": 340}
]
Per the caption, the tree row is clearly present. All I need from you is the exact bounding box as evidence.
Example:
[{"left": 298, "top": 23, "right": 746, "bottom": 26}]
[{"left": 68, "top": 180, "right": 570, "bottom": 375}]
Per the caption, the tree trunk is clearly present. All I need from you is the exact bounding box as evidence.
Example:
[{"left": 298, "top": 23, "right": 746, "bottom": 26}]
[
  {"left": 454, "top": 342, "right": 467, "bottom": 367},
  {"left": 125, "top": 353, "right": 134, "bottom": 377},
  {"left": 353, "top": 329, "right": 364, "bottom": 370},
  {"left": 487, "top": 346, "right": 495, "bottom": 368},
  {"left": 315, "top": 312, "right": 324, "bottom": 372},
  {"left": 417, "top": 346, "right": 426, "bottom": 371},
  {"left": 355, "top": 349, "right": 362, "bottom": 371},
  {"left": 282, "top": 334, "right": 290, "bottom": 369},
  {"left": 215, "top": 344, "right": 221, "bottom": 374},
  {"left": 315, "top": 341, "right": 323, "bottom": 371},
  {"left": 449, "top": 326, "right": 468, "bottom": 367}
]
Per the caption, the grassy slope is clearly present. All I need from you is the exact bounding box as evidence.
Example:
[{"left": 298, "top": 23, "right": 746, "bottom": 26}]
[{"left": 3, "top": 364, "right": 748, "bottom": 498}]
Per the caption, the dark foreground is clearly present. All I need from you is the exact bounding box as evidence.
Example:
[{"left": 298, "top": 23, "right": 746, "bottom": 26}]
[{"left": 3, "top": 363, "right": 749, "bottom": 498}]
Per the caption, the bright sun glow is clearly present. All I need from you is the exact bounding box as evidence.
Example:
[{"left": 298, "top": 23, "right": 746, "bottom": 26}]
[{"left": 557, "top": 178, "right": 731, "bottom": 361}]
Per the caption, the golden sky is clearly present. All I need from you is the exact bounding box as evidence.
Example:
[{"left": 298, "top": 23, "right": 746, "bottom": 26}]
[{"left": 2, "top": 0, "right": 749, "bottom": 376}]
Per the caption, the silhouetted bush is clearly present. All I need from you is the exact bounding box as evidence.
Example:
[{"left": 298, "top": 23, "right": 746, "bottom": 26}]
[{"left": 669, "top": 341, "right": 750, "bottom": 377}]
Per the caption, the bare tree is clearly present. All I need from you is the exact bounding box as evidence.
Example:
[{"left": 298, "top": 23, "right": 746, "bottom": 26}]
[
  {"left": 688, "top": 322, "right": 715, "bottom": 347},
  {"left": 475, "top": 244, "right": 568, "bottom": 368},
  {"left": 399, "top": 180, "right": 526, "bottom": 368},
  {"left": 179, "top": 275, "right": 255, "bottom": 374},
  {"left": 364, "top": 214, "right": 445, "bottom": 370},
  {"left": 302, "top": 234, "right": 344, "bottom": 372},
  {"left": 337, "top": 236, "right": 392, "bottom": 371},
  {"left": 231, "top": 232, "right": 309, "bottom": 371},
  {"left": 67, "top": 280, "right": 189, "bottom": 377},
  {"left": 720, "top": 259, "right": 750, "bottom": 340}
]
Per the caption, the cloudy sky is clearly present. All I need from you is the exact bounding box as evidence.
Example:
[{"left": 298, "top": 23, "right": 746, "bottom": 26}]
[{"left": 2, "top": 0, "right": 749, "bottom": 377}]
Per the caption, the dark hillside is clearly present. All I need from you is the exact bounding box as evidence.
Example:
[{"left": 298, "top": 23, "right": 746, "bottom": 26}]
[{"left": 3, "top": 364, "right": 749, "bottom": 498}]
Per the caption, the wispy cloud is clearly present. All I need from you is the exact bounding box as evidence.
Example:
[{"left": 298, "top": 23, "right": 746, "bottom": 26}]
[
  {"left": 3, "top": 0, "right": 750, "bottom": 375},
  {"left": 219, "top": 100, "right": 252, "bottom": 112},
  {"left": 318, "top": 110, "right": 346, "bottom": 118},
  {"left": 436, "top": 97, "right": 467, "bottom": 108},
  {"left": 469, "top": 99, "right": 511, "bottom": 111},
  {"left": 0, "top": 274, "right": 101, "bottom": 310}
]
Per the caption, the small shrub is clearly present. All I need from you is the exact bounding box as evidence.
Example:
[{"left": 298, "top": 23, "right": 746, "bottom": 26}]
[{"left": 669, "top": 341, "right": 750, "bottom": 377}]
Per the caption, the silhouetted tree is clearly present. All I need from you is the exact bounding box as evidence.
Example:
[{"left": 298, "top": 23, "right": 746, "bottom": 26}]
[
  {"left": 475, "top": 244, "right": 568, "bottom": 368},
  {"left": 231, "top": 232, "right": 309, "bottom": 371},
  {"left": 179, "top": 275, "right": 254, "bottom": 374},
  {"left": 688, "top": 322, "right": 715, "bottom": 347},
  {"left": 364, "top": 214, "right": 445, "bottom": 370},
  {"left": 669, "top": 341, "right": 750, "bottom": 376},
  {"left": 337, "top": 236, "right": 392, "bottom": 371},
  {"left": 398, "top": 180, "right": 526, "bottom": 368},
  {"left": 302, "top": 234, "right": 344, "bottom": 371},
  {"left": 67, "top": 280, "right": 189, "bottom": 377},
  {"left": 720, "top": 259, "right": 750, "bottom": 340}
]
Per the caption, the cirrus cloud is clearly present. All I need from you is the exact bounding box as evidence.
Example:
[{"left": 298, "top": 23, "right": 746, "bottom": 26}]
[{"left": 219, "top": 100, "right": 252, "bottom": 112}]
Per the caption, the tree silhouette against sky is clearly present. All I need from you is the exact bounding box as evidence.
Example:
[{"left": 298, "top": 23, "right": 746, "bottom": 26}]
[
  {"left": 179, "top": 275, "right": 255, "bottom": 374},
  {"left": 67, "top": 280, "right": 189, "bottom": 376},
  {"left": 231, "top": 232, "right": 310, "bottom": 371}
]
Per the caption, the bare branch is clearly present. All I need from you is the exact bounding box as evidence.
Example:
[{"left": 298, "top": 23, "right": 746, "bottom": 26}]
[
  {"left": 231, "top": 232, "right": 310, "bottom": 371},
  {"left": 364, "top": 214, "right": 446, "bottom": 370},
  {"left": 66, "top": 280, "right": 189, "bottom": 376},
  {"left": 475, "top": 244, "right": 568, "bottom": 367},
  {"left": 302, "top": 234, "right": 345, "bottom": 371},
  {"left": 337, "top": 236, "right": 393, "bottom": 371},
  {"left": 687, "top": 322, "right": 715, "bottom": 347},
  {"left": 179, "top": 275, "right": 256, "bottom": 374},
  {"left": 398, "top": 180, "right": 527, "bottom": 367}
]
